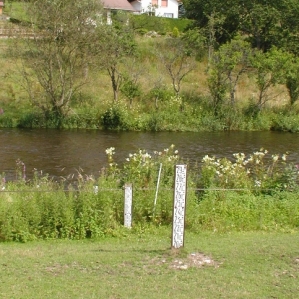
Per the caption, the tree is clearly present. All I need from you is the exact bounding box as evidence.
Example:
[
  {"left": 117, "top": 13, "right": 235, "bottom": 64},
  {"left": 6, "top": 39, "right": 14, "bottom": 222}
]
[
  {"left": 183, "top": 0, "right": 299, "bottom": 52},
  {"left": 158, "top": 31, "right": 203, "bottom": 96},
  {"left": 120, "top": 76, "right": 141, "bottom": 109},
  {"left": 95, "top": 25, "right": 137, "bottom": 103},
  {"left": 285, "top": 56, "right": 299, "bottom": 105},
  {"left": 240, "top": 2, "right": 281, "bottom": 51},
  {"left": 14, "top": 0, "right": 103, "bottom": 120},
  {"left": 120, "top": 57, "right": 143, "bottom": 109},
  {"left": 207, "top": 36, "right": 253, "bottom": 114},
  {"left": 250, "top": 47, "right": 292, "bottom": 109},
  {"left": 183, "top": 0, "right": 241, "bottom": 45},
  {"left": 277, "top": 0, "right": 299, "bottom": 55},
  {"left": 205, "top": 10, "right": 225, "bottom": 71},
  {"left": 160, "top": 38, "right": 195, "bottom": 97}
]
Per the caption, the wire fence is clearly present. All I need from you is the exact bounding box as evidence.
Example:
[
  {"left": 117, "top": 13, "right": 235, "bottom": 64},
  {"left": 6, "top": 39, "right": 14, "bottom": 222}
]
[{"left": 0, "top": 186, "right": 294, "bottom": 193}]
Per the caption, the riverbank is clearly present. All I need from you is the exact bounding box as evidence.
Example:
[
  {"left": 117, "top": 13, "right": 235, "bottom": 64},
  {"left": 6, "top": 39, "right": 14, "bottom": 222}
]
[
  {"left": 1, "top": 100, "right": 299, "bottom": 132},
  {"left": 1, "top": 143, "right": 299, "bottom": 242},
  {"left": 1, "top": 11, "right": 299, "bottom": 133}
]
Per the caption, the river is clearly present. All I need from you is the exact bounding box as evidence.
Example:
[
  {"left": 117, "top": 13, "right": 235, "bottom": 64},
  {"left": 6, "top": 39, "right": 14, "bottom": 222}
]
[{"left": 1, "top": 128, "right": 299, "bottom": 181}]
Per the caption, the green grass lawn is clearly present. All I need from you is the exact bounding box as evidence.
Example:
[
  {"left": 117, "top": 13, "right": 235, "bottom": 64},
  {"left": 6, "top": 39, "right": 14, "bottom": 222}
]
[{"left": 0, "top": 227, "right": 298, "bottom": 299}]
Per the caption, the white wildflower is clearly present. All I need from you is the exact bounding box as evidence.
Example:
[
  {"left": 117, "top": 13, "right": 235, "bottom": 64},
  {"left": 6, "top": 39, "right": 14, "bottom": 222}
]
[
  {"left": 105, "top": 147, "right": 115, "bottom": 155},
  {"left": 254, "top": 180, "right": 261, "bottom": 187},
  {"left": 93, "top": 185, "right": 99, "bottom": 195}
]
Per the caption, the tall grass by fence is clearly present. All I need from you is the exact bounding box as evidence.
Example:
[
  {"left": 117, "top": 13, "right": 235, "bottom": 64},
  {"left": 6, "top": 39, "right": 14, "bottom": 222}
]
[
  {"left": 1, "top": 145, "right": 299, "bottom": 242},
  {"left": 1, "top": 183, "right": 299, "bottom": 243}
]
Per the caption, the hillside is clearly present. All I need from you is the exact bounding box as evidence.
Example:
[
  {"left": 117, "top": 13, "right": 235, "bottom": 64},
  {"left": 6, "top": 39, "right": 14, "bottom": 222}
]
[{"left": 0, "top": 3, "right": 297, "bottom": 132}]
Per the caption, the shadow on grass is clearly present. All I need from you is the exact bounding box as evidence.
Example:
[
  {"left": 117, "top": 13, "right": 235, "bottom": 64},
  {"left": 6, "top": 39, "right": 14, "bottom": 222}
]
[{"left": 96, "top": 248, "right": 169, "bottom": 255}]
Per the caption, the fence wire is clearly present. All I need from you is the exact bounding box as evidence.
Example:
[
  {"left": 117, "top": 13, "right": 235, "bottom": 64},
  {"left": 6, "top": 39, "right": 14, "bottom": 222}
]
[{"left": 0, "top": 187, "right": 294, "bottom": 193}]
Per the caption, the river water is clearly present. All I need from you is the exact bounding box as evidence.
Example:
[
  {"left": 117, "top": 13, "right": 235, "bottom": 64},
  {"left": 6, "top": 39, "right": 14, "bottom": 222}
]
[{"left": 1, "top": 128, "right": 299, "bottom": 181}]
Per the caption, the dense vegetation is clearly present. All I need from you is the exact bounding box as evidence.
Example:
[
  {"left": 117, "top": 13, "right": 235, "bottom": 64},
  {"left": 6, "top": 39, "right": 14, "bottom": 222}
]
[
  {"left": 1, "top": 0, "right": 299, "bottom": 131},
  {"left": 1, "top": 145, "right": 298, "bottom": 242}
]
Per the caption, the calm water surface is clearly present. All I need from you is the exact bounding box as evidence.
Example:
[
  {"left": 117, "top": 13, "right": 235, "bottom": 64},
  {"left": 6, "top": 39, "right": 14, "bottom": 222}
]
[{"left": 1, "top": 128, "right": 299, "bottom": 181}]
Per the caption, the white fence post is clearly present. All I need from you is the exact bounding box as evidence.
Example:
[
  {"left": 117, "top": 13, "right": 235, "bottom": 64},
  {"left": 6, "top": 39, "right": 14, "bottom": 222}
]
[
  {"left": 153, "top": 163, "right": 162, "bottom": 216},
  {"left": 124, "top": 183, "right": 133, "bottom": 228},
  {"left": 171, "top": 164, "right": 187, "bottom": 249}
]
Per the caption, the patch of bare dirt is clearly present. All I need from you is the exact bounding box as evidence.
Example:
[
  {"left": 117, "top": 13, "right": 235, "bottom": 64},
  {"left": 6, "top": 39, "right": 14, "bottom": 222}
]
[{"left": 153, "top": 252, "right": 220, "bottom": 270}]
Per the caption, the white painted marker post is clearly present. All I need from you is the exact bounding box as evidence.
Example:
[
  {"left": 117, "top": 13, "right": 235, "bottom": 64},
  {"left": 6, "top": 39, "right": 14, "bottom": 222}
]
[
  {"left": 124, "top": 183, "right": 133, "bottom": 228},
  {"left": 171, "top": 165, "right": 187, "bottom": 249}
]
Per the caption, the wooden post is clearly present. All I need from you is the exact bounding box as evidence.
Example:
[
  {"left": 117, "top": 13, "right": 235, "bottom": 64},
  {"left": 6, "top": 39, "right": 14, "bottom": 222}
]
[
  {"left": 171, "top": 165, "right": 187, "bottom": 249},
  {"left": 124, "top": 183, "right": 133, "bottom": 228}
]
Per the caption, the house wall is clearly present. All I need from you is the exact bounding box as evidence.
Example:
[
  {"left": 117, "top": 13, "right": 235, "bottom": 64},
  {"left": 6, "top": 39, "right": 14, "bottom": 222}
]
[
  {"left": 0, "top": 1, "right": 3, "bottom": 15},
  {"left": 130, "top": 0, "right": 179, "bottom": 18},
  {"left": 106, "top": 9, "right": 112, "bottom": 25}
]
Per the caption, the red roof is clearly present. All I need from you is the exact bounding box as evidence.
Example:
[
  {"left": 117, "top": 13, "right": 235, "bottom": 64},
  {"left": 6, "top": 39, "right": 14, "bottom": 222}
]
[{"left": 101, "top": 0, "right": 135, "bottom": 11}]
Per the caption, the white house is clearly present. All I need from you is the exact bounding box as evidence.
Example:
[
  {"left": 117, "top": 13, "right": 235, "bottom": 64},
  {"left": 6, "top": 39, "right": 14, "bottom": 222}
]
[
  {"left": 128, "top": 0, "right": 180, "bottom": 19},
  {"left": 0, "top": 2, "right": 4, "bottom": 15}
]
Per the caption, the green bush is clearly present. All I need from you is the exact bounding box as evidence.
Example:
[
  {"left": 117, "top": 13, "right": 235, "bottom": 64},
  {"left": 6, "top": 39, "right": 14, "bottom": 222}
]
[
  {"left": 271, "top": 113, "right": 299, "bottom": 132},
  {"left": 100, "top": 105, "right": 128, "bottom": 130},
  {"left": 163, "top": 18, "right": 195, "bottom": 32},
  {"left": 0, "top": 115, "right": 16, "bottom": 128},
  {"left": 131, "top": 15, "right": 194, "bottom": 35},
  {"left": 193, "top": 191, "right": 299, "bottom": 232},
  {"left": 134, "top": 28, "right": 148, "bottom": 36}
]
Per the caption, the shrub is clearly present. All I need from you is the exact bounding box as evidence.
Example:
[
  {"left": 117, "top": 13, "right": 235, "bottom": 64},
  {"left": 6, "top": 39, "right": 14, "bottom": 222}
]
[
  {"left": 198, "top": 149, "right": 299, "bottom": 194},
  {"left": 172, "top": 27, "right": 180, "bottom": 37},
  {"left": 100, "top": 105, "right": 127, "bottom": 130},
  {"left": 193, "top": 190, "right": 299, "bottom": 232}
]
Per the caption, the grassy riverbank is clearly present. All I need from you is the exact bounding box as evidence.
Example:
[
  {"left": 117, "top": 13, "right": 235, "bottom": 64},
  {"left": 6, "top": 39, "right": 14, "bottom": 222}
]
[
  {"left": 1, "top": 229, "right": 298, "bottom": 299},
  {"left": 1, "top": 146, "right": 299, "bottom": 242},
  {"left": 1, "top": 3, "right": 299, "bottom": 132}
]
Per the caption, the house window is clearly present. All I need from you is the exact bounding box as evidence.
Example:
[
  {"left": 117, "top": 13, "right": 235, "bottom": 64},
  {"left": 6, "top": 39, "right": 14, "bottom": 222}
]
[
  {"left": 161, "top": 0, "right": 168, "bottom": 7},
  {"left": 106, "top": 10, "right": 112, "bottom": 25},
  {"left": 163, "top": 13, "right": 173, "bottom": 18},
  {"left": 152, "top": 0, "right": 158, "bottom": 6}
]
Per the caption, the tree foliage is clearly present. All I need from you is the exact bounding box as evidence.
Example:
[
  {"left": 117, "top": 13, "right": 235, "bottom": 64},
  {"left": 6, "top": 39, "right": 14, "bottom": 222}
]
[
  {"left": 250, "top": 47, "right": 292, "bottom": 109},
  {"left": 183, "top": 0, "right": 299, "bottom": 54},
  {"left": 94, "top": 25, "right": 137, "bottom": 103},
  {"left": 208, "top": 36, "right": 253, "bottom": 113},
  {"left": 285, "top": 56, "right": 299, "bottom": 105},
  {"left": 15, "top": 0, "right": 103, "bottom": 120},
  {"left": 158, "top": 34, "right": 201, "bottom": 97}
]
